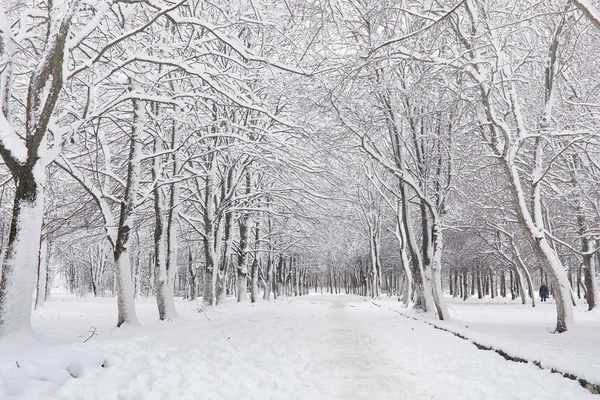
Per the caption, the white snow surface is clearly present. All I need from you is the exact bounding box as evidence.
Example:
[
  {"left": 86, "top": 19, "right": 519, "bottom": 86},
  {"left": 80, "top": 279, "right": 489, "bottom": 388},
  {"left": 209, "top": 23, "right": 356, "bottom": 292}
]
[
  {"left": 0, "top": 114, "right": 27, "bottom": 163},
  {"left": 382, "top": 296, "right": 600, "bottom": 386},
  {"left": 0, "top": 294, "right": 597, "bottom": 399}
]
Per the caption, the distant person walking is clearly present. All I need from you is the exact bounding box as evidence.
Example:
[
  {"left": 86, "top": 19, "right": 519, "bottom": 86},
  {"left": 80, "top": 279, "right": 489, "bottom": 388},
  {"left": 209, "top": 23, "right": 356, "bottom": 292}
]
[{"left": 539, "top": 284, "right": 549, "bottom": 302}]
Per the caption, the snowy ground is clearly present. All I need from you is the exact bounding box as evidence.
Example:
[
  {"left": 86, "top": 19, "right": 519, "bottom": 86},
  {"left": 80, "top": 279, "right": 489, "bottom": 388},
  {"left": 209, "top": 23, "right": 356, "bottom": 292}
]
[
  {"left": 381, "top": 296, "right": 600, "bottom": 386},
  {"left": 0, "top": 294, "right": 597, "bottom": 399}
]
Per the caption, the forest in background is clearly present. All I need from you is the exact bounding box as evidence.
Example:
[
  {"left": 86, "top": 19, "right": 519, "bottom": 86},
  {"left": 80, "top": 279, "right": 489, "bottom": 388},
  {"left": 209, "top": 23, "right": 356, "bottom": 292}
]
[{"left": 1, "top": 0, "right": 600, "bottom": 336}]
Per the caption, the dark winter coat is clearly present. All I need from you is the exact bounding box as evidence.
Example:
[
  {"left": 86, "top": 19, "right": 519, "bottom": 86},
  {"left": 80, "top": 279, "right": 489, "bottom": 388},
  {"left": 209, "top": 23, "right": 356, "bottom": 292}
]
[{"left": 539, "top": 285, "right": 549, "bottom": 297}]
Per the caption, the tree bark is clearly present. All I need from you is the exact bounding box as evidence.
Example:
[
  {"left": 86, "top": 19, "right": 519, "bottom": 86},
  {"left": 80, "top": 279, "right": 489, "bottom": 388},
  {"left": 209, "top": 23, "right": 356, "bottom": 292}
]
[
  {"left": 188, "top": 248, "right": 196, "bottom": 301},
  {"left": 152, "top": 135, "right": 178, "bottom": 321},
  {"left": 113, "top": 96, "right": 144, "bottom": 327}
]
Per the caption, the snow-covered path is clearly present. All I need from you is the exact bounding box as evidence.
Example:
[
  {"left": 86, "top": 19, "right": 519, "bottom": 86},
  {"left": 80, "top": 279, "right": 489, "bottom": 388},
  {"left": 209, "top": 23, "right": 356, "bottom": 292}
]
[
  {"left": 303, "top": 297, "right": 409, "bottom": 399},
  {"left": 1, "top": 295, "right": 595, "bottom": 399}
]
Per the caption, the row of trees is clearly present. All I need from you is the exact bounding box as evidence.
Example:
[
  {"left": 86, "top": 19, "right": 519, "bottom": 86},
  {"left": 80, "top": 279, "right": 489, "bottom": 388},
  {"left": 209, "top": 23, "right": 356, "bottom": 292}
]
[
  {"left": 0, "top": 0, "right": 322, "bottom": 336},
  {"left": 1, "top": 0, "right": 600, "bottom": 337},
  {"left": 294, "top": 0, "right": 600, "bottom": 333}
]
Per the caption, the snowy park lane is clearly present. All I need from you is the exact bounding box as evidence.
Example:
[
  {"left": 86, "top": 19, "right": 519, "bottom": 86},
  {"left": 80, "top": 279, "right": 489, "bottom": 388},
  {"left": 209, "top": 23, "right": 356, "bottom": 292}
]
[
  {"left": 1, "top": 295, "right": 596, "bottom": 400},
  {"left": 302, "top": 296, "right": 596, "bottom": 399}
]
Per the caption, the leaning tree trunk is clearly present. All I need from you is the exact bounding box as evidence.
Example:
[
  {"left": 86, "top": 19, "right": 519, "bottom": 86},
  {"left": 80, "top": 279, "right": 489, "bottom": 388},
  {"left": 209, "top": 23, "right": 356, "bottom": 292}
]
[
  {"left": 394, "top": 215, "right": 412, "bottom": 306},
  {"left": 400, "top": 183, "right": 431, "bottom": 310},
  {"left": 430, "top": 224, "right": 449, "bottom": 320},
  {"left": 504, "top": 161, "right": 573, "bottom": 332},
  {"left": 466, "top": 1, "right": 572, "bottom": 331},
  {"left": 512, "top": 242, "right": 536, "bottom": 307}
]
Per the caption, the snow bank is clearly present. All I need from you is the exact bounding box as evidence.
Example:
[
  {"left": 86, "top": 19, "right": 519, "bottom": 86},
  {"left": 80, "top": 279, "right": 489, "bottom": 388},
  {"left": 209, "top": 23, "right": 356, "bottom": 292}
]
[{"left": 380, "top": 296, "right": 600, "bottom": 392}]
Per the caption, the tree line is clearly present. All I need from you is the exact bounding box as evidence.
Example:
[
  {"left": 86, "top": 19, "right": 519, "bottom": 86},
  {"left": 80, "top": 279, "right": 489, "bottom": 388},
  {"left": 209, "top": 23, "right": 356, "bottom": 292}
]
[{"left": 1, "top": 0, "right": 600, "bottom": 337}]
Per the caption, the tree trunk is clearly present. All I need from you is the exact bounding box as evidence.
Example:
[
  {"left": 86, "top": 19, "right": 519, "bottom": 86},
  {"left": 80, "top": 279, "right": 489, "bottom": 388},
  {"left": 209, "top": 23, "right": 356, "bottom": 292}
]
[
  {"left": 578, "top": 213, "right": 598, "bottom": 310},
  {"left": 35, "top": 236, "right": 48, "bottom": 308},
  {"left": 509, "top": 270, "right": 516, "bottom": 300},
  {"left": 113, "top": 96, "right": 145, "bottom": 327},
  {"left": 430, "top": 223, "right": 449, "bottom": 319},
  {"left": 44, "top": 240, "right": 54, "bottom": 301},
  {"left": 188, "top": 248, "right": 197, "bottom": 301},
  {"left": 236, "top": 214, "right": 249, "bottom": 302},
  {"left": 462, "top": 269, "right": 469, "bottom": 301},
  {"left": 0, "top": 174, "right": 45, "bottom": 336},
  {"left": 152, "top": 136, "right": 178, "bottom": 321},
  {"left": 236, "top": 169, "right": 251, "bottom": 302},
  {"left": 453, "top": 269, "right": 459, "bottom": 298},
  {"left": 250, "top": 256, "right": 259, "bottom": 303},
  {"left": 476, "top": 266, "right": 483, "bottom": 299},
  {"left": 201, "top": 155, "right": 222, "bottom": 307},
  {"left": 166, "top": 112, "right": 181, "bottom": 304},
  {"left": 236, "top": 168, "right": 252, "bottom": 303}
]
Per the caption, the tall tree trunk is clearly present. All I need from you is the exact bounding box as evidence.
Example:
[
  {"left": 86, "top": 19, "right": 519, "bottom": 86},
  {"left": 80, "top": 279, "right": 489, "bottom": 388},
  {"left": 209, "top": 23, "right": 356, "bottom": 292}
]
[
  {"left": 152, "top": 136, "right": 178, "bottom": 321},
  {"left": 453, "top": 269, "right": 459, "bottom": 298},
  {"left": 276, "top": 255, "right": 284, "bottom": 297},
  {"left": 165, "top": 116, "right": 181, "bottom": 314},
  {"left": 263, "top": 253, "right": 273, "bottom": 300},
  {"left": 236, "top": 216, "right": 249, "bottom": 302},
  {"left": 113, "top": 96, "right": 144, "bottom": 327},
  {"left": 216, "top": 167, "right": 235, "bottom": 306},
  {"left": 509, "top": 270, "right": 516, "bottom": 301},
  {"left": 201, "top": 155, "right": 222, "bottom": 306},
  {"left": 188, "top": 248, "right": 196, "bottom": 301},
  {"left": 577, "top": 213, "right": 598, "bottom": 310},
  {"left": 250, "top": 220, "right": 260, "bottom": 303},
  {"left": 44, "top": 240, "right": 54, "bottom": 301},
  {"left": 462, "top": 269, "right": 469, "bottom": 301},
  {"left": 263, "top": 204, "right": 273, "bottom": 301},
  {"left": 476, "top": 266, "right": 483, "bottom": 299},
  {"left": 236, "top": 170, "right": 251, "bottom": 302}
]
